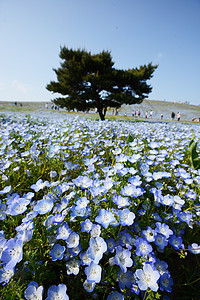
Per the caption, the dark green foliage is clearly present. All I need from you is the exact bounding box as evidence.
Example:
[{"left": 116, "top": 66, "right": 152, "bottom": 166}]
[
  {"left": 46, "top": 47, "right": 158, "bottom": 120},
  {"left": 188, "top": 133, "right": 200, "bottom": 170}
]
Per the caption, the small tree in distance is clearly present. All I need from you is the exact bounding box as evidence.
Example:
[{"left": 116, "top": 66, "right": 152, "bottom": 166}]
[{"left": 46, "top": 47, "right": 158, "bottom": 120}]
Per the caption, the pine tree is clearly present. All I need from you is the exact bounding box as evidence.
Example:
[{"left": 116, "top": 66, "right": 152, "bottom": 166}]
[{"left": 46, "top": 47, "right": 158, "bottom": 120}]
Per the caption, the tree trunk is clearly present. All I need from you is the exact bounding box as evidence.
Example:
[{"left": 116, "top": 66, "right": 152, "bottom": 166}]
[{"left": 98, "top": 108, "right": 105, "bottom": 121}]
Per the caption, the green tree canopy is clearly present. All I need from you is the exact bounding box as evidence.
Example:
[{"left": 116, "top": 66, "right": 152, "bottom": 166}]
[{"left": 46, "top": 47, "right": 158, "bottom": 120}]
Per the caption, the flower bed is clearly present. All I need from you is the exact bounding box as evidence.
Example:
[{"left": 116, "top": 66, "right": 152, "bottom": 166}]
[{"left": 0, "top": 113, "right": 200, "bottom": 299}]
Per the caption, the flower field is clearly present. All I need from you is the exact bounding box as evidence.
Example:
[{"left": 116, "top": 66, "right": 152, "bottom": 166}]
[{"left": 0, "top": 112, "right": 200, "bottom": 300}]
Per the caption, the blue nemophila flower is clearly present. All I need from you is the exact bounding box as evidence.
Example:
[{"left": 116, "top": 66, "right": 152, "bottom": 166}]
[
  {"left": 0, "top": 200, "right": 7, "bottom": 220},
  {"left": 114, "top": 246, "right": 133, "bottom": 272},
  {"left": 135, "top": 263, "right": 160, "bottom": 292},
  {"left": 88, "top": 237, "right": 107, "bottom": 264},
  {"left": 30, "top": 179, "right": 49, "bottom": 192},
  {"left": 33, "top": 197, "right": 54, "bottom": 215},
  {"left": 22, "top": 211, "right": 38, "bottom": 223},
  {"left": 66, "top": 232, "right": 79, "bottom": 248},
  {"left": 50, "top": 170, "right": 57, "bottom": 178},
  {"left": 160, "top": 272, "right": 173, "bottom": 293},
  {"left": 142, "top": 226, "right": 156, "bottom": 243},
  {"left": 118, "top": 269, "right": 133, "bottom": 289},
  {"left": 81, "top": 219, "right": 93, "bottom": 233},
  {"left": 49, "top": 244, "right": 65, "bottom": 261},
  {"left": 185, "top": 190, "right": 197, "bottom": 200},
  {"left": 1, "top": 238, "right": 23, "bottom": 269},
  {"left": 161, "top": 194, "right": 174, "bottom": 207},
  {"left": 83, "top": 279, "right": 95, "bottom": 293},
  {"left": 173, "top": 195, "right": 185, "bottom": 211},
  {"left": 6, "top": 198, "right": 30, "bottom": 216},
  {"left": 177, "top": 211, "right": 192, "bottom": 225},
  {"left": 95, "top": 209, "right": 116, "bottom": 228},
  {"left": 118, "top": 208, "right": 135, "bottom": 226},
  {"left": 128, "top": 175, "right": 142, "bottom": 186},
  {"left": 107, "top": 291, "right": 124, "bottom": 300},
  {"left": 24, "top": 281, "right": 43, "bottom": 300},
  {"left": 56, "top": 222, "right": 72, "bottom": 240},
  {"left": 106, "top": 238, "right": 117, "bottom": 253},
  {"left": 155, "top": 259, "right": 168, "bottom": 275},
  {"left": 90, "top": 224, "right": 101, "bottom": 237},
  {"left": 155, "top": 222, "right": 173, "bottom": 239},
  {"left": 85, "top": 262, "right": 102, "bottom": 283},
  {"left": 169, "top": 235, "right": 184, "bottom": 250},
  {"left": 73, "top": 175, "right": 93, "bottom": 189},
  {"left": 112, "top": 195, "right": 130, "bottom": 208},
  {"left": 121, "top": 184, "right": 144, "bottom": 197},
  {"left": 69, "top": 244, "right": 81, "bottom": 257},
  {"left": 80, "top": 250, "right": 92, "bottom": 266},
  {"left": 188, "top": 243, "right": 200, "bottom": 254},
  {"left": 46, "top": 283, "right": 69, "bottom": 300},
  {"left": 135, "top": 237, "right": 153, "bottom": 257},
  {"left": 0, "top": 185, "right": 11, "bottom": 195},
  {"left": 66, "top": 258, "right": 80, "bottom": 275},
  {"left": 154, "top": 234, "right": 168, "bottom": 250},
  {"left": 0, "top": 266, "right": 15, "bottom": 284}
]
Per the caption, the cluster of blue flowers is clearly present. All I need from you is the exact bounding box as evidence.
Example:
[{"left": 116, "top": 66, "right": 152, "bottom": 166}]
[{"left": 0, "top": 112, "right": 200, "bottom": 299}]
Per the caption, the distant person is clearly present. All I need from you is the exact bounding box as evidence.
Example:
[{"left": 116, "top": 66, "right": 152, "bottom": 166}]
[
  {"left": 171, "top": 112, "right": 175, "bottom": 120},
  {"left": 160, "top": 113, "right": 163, "bottom": 119},
  {"left": 115, "top": 108, "right": 118, "bottom": 115},
  {"left": 138, "top": 110, "right": 141, "bottom": 117},
  {"left": 45, "top": 103, "right": 48, "bottom": 109},
  {"left": 150, "top": 110, "right": 153, "bottom": 118},
  {"left": 145, "top": 111, "right": 148, "bottom": 118},
  {"left": 177, "top": 112, "right": 181, "bottom": 121}
]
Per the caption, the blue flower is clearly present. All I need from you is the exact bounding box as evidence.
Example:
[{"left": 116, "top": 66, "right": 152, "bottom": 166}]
[
  {"left": 95, "top": 209, "right": 116, "bottom": 228},
  {"left": 121, "top": 184, "right": 144, "bottom": 197},
  {"left": 107, "top": 291, "right": 124, "bottom": 300},
  {"left": 30, "top": 179, "right": 49, "bottom": 192},
  {"left": 85, "top": 262, "right": 102, "bottom": 283},
  {"left": 24, "top": 281, "right": 43, "bottom": 300},
  {"left": 0, "top": 266, "right": 15, "bottom": 284},
  {"left": 118, "top": 269, "right": 133, "bottom": 289},
  {"left": 66, "top": 258, "right": 80, "bottom": 275},
  {"left": 49, "top": 244, "right": 65, "bottom": 261},
  {"left": 46, "top": 284, "right": 69, "bottom": 300},
  {"left": 154, "top": 234, "right": 168, "bottom": 250},
  {"left": 106, "top": 238, "right": 117, "bottom": 253},
  {"left": 112, "top": 195, "right": 130, "bottom": 208},
  {"left": 1, "top": 238, "right": 23, "bottom": 269},
  {"left": 135, "top": 263, "right": 160, "bottom": 292},
  {"left": 142, "top": 226, "right": 156, "bottom": 243},
  {"left": 88, "top": 237, "right": 107, "bottom": 264},
  {"left": 83, "top": 279, "right": 95, "bottom": 293},
  {"left": 160, "top": 272, "right": 173, "bottom": 292},
  {"left": 118, "top": 208, "right": 135, "bottom": 226},
  {"left": 66, "top": 232, "right": 79, "bottom": 248},
  {"left": 6, "top": 198, "right": 30, "bottom": 216},
  {"left": 135, "top": 237, "right": 153, "bottom": 257},
  {"left": 155, "top": 222, "right": 173, "bottom": 239},
  {"left": 188, "top": 243, "right": 200, "bottom": 254},
  {"left": 114, "top": 246, "right": 133, "bottom": 272},
  {"left": 177, "top": 211, "right": 192, "bottom": 225},
  {"left": 33, "top": 197, "right": 54, "bottom": 215},
  {"left": 169, "top": 235, "right": 184, "bottom": 250},
  {"left": 56, "top": 222, "right": 72, "bottom": 240},
  {"left": 81, "top": 219, "right": 93, "bottom": 233},
  {"left": 73, "top": 175, "right": 93, "bottom": 189}
]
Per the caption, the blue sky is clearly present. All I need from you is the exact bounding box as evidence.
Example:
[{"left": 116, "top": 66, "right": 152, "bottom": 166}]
[{"left": 0, "top": 0, "right": 200, "bottom": 105}]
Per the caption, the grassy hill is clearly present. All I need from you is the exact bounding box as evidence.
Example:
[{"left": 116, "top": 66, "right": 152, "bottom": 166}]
[{"left": 0, "top": 99, "right": 200, "bottom": 122}]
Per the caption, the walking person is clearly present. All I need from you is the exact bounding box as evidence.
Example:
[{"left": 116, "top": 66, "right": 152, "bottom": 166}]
[
  {"left": 150, "top": 110, "right": 153, "bottom": 119},
  {"left": 177, "top": 112, "right": 181, "bottom": 121},
  {"left": 171, "top": 112, "right": 175, "bottom": 120}
]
